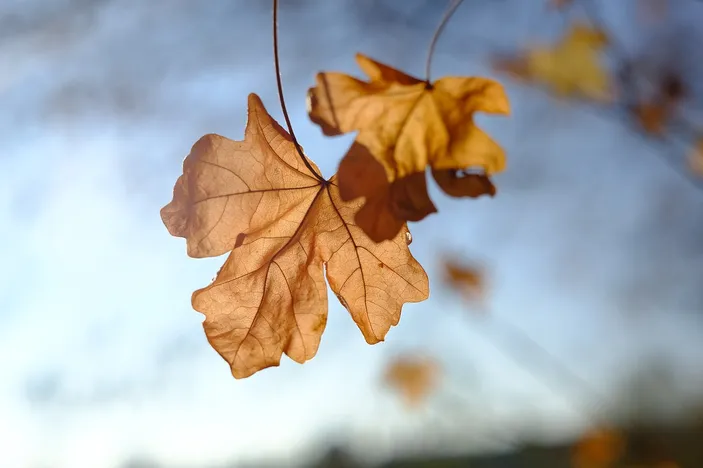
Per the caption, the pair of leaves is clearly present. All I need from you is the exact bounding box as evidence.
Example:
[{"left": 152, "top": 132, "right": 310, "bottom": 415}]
[
  {"left": 493, "top": 22, "right": 612, "bottom": 102},
  {"left": 308, "top": 53, "right": 509, "bottom": 242},
  {"left": 162, "top": 55, "right": 510, "bottom": 379}
]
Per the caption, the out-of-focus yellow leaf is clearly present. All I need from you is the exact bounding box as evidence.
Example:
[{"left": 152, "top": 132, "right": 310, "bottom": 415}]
[
  {"left": 493, "top": 22, "right": 612, "bottom": 102},
  {"left": 383, "top": 354, "right": 441, "bottom": 409}
]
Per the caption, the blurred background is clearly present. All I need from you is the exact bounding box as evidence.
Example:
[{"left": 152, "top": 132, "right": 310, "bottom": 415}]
[{"left": 1, "top": 0, "right": 703, "bottom": 466}]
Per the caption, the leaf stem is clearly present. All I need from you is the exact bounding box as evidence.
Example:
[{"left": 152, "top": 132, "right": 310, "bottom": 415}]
[
  {"left": 272, "top": 0, "right": 326, "bottom": 182},
  {"left": 424, "top": 0, "right": 465, "bottom": 83}
]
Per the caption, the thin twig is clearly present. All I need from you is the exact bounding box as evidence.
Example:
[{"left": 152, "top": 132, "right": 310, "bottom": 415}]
[
  {"left": 272, "top": 0, "right": 325, "bottom": 182},
  {"left": 425, "top": 0, "right": 466, "bottom": 83}
]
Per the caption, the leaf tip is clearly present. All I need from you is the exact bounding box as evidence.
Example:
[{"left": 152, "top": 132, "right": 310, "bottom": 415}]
[
  {"left": 246, "top": 92, "right": 264, "bottom": 106},
  {"left": 354, "top": 52, "right": 370, "bottom": 65},
  {"left": 231, "top": 359, "right": 282, "bottom": 380}
]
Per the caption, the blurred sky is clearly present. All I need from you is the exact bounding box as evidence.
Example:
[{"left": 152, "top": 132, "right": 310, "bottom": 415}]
[{"left": 2, "top": 1, "right": 703, "bottom": 467}]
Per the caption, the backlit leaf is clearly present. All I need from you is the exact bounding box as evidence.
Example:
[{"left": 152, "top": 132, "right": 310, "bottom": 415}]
[
  {"left": 162, "top": 94, "right": 430, "bottom": 378},
  {"left": 308, "top": 53, "right": 509, "bottom": 241}
]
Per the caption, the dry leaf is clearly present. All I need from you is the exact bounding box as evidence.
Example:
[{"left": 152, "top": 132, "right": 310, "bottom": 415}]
[
  {"left": 572, "top": 428, "right": 625, "bottom": 468},
  {"left": 308, "top": 53, "right": 509, "bottom": 241},
  {"left": 336, "top": 142, "right": 437, "bottom": 244},
  {"left": 383, "top": 354, "right": 441, "bottom": 408},
  {"left": 494, "top": 22, "right": 612, "bottom": 102},
  {"left": 161, "top": 94, "right": 430, "bottom": 379},
  {"left": 432, "top": 169, "right": 496, "bottom": 198},
  {"left": 334, "top": 142, "right": 497, "bottom": 243},
  {"left": 443, "top": 258, "right": 486, "bottom": 305}
]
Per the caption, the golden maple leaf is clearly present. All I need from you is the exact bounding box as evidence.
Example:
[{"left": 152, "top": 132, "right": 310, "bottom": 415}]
[
  {"left": 161, "top": 94, "right": 429, "bottom": 379},
  {"left": 494, "top": 22, "right": 612, "bottom": 102},
  {"left": 383, "top": 354, "right": 441, "bottom": 408},
  {"left": 307, "top": 53, "right": 509, "bottom": 241}
]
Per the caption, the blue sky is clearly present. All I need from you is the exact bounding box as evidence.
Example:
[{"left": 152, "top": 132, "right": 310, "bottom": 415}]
[{"left": 2, "top": 1, "right": 703, "bottom": 467}]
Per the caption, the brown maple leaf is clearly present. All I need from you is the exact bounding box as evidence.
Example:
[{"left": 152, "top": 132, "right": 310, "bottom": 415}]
[
  {"left": 161, "top": 94, "right": 429, "bottom": 379},
  {"left": 307, "top": 53, "right": 509, "bottom": 242}
]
